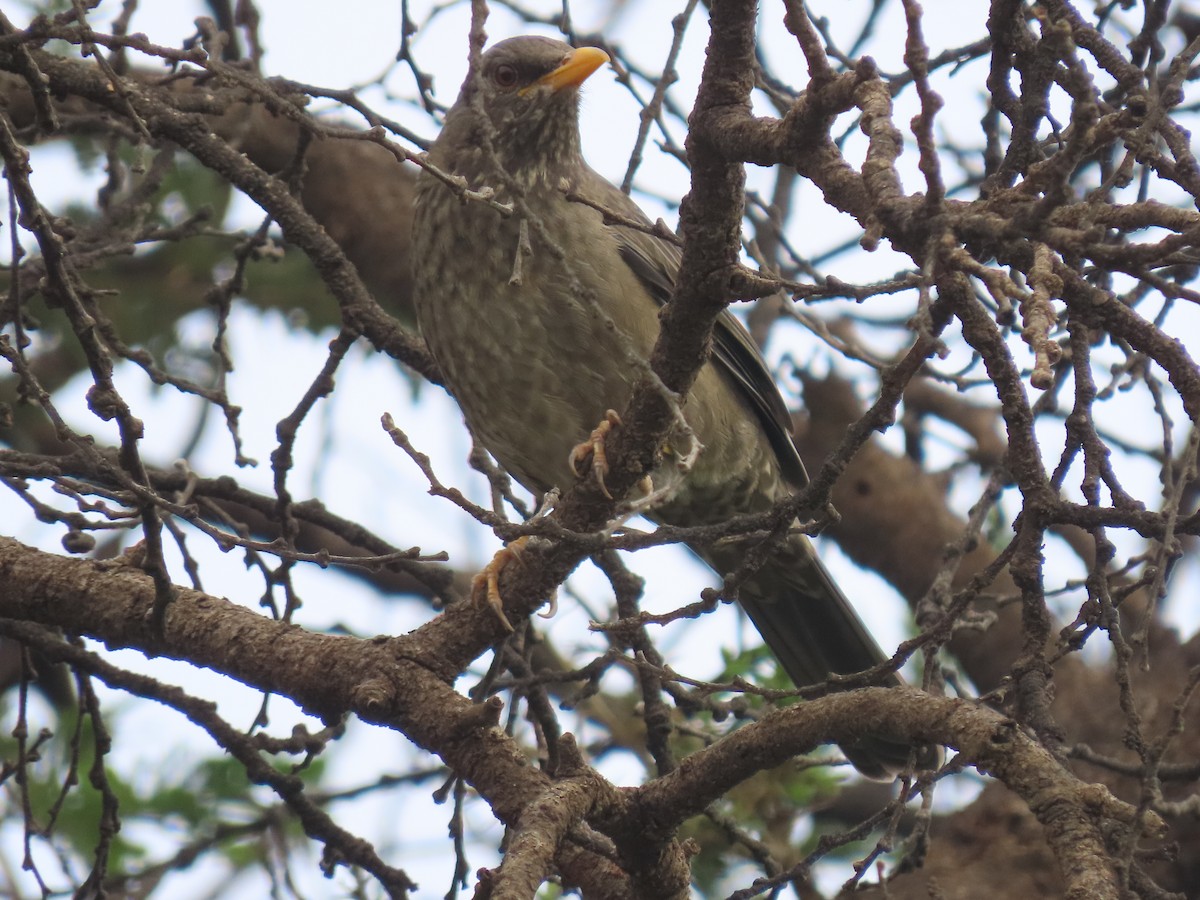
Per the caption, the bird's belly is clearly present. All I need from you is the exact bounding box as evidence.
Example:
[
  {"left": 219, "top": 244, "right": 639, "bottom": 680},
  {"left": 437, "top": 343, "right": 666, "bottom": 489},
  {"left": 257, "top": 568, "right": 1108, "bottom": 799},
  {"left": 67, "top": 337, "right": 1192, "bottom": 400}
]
[
  {"left": 414, "top": 191, "right": 785, "bottom": 513},
  {"left": 416, "top": 230, "right": 642, "bottom": 492},
  {"left": 445, "top": 309, "right": 630, "bottom": 493}
]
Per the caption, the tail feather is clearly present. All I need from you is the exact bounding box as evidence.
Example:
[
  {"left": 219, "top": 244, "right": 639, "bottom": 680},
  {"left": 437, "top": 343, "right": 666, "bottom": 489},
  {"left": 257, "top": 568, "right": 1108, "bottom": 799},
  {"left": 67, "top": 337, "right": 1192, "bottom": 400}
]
[{"left": 701, "top": 532, "right": 935, "bottom": 778}]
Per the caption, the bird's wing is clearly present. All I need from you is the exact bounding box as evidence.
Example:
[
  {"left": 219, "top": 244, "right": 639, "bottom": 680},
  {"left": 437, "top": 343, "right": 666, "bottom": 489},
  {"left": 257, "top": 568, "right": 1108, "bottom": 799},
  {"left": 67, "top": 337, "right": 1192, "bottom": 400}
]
[{"left": 571, "top": 170, "right": 808, "bottom": 486}]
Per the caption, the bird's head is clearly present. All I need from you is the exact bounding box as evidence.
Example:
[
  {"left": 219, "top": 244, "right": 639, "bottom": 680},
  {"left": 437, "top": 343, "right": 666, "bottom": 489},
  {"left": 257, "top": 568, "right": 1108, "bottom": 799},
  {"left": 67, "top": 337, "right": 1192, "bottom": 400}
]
[{"left": 434, "top": 36, "right": 610, "bottom": 184}]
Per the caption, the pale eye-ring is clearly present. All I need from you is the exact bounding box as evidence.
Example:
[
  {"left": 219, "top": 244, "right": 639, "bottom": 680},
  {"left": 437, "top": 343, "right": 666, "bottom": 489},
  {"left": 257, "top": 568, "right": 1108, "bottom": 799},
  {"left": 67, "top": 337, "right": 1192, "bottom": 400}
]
[{"left": 493, "top": 64, "right": 519, "bottom": 89}]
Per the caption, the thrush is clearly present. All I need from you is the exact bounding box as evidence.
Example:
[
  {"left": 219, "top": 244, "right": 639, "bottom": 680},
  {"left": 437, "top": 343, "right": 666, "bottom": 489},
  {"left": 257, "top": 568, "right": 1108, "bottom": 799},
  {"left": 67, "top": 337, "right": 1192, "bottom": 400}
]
[{"left": 412, "top": 35, "right": 928, "bottom": 778}]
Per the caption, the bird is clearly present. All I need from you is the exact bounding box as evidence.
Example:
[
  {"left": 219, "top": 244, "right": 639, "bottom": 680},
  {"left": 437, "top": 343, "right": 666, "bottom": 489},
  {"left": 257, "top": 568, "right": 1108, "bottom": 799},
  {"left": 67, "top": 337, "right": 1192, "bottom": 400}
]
[{"left": 412, "top": 35, "right": 927, "bottom": 778}]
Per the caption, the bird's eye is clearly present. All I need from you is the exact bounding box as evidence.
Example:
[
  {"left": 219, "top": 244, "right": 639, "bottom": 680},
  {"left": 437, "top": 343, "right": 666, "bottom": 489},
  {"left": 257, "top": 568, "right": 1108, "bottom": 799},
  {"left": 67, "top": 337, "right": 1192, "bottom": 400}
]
[{"left": 493, "top": 65, "right": 519, "bottom": 89}]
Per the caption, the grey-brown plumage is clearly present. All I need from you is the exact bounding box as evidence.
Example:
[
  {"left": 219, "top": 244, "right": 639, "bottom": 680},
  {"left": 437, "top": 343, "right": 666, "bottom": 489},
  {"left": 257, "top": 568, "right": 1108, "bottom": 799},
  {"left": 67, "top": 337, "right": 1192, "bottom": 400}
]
[{"left": 413, "top": 36, "right": 923, "bottom": 777}]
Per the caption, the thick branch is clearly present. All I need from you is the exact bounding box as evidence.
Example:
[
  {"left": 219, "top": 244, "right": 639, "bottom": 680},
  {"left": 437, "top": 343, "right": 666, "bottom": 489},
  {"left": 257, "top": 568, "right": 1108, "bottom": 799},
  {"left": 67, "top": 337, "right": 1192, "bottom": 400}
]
[{"left": 0, "top": 535, "right": 631, "bottom": 898}]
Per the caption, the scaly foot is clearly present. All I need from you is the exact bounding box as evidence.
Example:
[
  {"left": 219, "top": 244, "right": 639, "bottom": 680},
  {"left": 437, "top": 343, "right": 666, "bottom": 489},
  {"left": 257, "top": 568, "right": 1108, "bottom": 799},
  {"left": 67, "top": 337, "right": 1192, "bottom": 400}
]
[
  {"left": 569, "top": 409, "right": 622, "bottom": 499},
  {"left": 471, "top": 536, "right": 531, "bottom": 632}
]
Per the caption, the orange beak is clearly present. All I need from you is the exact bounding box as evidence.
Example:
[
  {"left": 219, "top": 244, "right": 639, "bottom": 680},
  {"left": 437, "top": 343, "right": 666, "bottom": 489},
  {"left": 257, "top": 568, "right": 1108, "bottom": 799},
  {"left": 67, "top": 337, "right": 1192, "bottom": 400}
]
[{"left": 522, "top": 46, "right": 610, "bottom": 95}]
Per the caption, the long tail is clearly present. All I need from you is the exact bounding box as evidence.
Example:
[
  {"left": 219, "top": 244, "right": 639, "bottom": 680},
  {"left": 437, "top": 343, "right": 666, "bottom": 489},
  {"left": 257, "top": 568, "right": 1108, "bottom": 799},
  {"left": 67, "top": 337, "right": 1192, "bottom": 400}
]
[{"left": 702, "top": 532, "right": 930, "bottom": 778}]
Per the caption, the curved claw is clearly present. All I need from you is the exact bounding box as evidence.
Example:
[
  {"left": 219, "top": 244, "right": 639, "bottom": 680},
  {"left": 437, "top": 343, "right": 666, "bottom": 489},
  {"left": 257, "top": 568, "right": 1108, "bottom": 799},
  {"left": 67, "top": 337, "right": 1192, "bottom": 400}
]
[
  {"left": 470, "top": 536, "right": 531, "bottom": 632},
  {"left": 568, "top": 409, "right": 623, "bottom": 499}
]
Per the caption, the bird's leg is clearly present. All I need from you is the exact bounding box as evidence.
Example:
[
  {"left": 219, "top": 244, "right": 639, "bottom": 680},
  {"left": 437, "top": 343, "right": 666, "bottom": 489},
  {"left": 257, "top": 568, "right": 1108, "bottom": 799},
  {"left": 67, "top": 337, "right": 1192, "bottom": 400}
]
[
  {"left": 569, "top": 409, "right": 622, "bottom": 499},
  {"left": 471, "top": 536, "right": 531, "bottom": 632}
]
